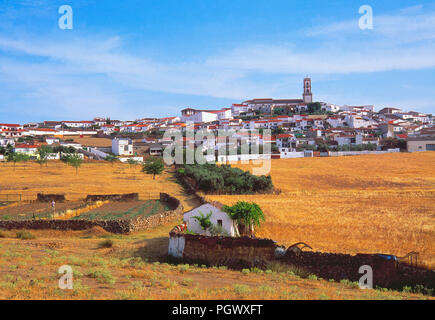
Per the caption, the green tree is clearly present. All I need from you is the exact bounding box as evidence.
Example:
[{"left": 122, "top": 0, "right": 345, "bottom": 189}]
[
  {"left": 7, "top": 153, "right": 30, "bottom": 171},
  {"left": 66, "top": 153, "right": 83, "bottom": 175},
  {"left": 142, "top": 157, "right": 165, "bottom": 180},
  {"left": 36, "top": 145, "right": 53, "bottom": 168},
  {"left": 307, "top": 102, "right": 322, "bottom": 114},
  {"left": 223, "top": 201, "right": 265, "bottom": 237},
  {"left": 192, "top": 211, "right": 213, "bottom": 235}
]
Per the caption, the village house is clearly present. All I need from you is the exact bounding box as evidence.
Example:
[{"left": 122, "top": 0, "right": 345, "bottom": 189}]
[
  {"left": 13, "top": 143, "right": 39, "bottom": 156},
  {"left": 112, "top": 138, "right": 133, "bottom": 156},
  {"left": 62, "top": 121, "right": 94, "bottom": 128},
  {"left": 183, "top": 203, "right": 236, "bottom": 237}
]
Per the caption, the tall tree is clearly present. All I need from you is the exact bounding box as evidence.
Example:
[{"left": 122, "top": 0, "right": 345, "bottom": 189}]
[
  {"left": 142, "top": 157, "right": 165, "bottom": 180},
  {"left": 7, "top": 153, "right": 30, "bottom": 171},
  {"left": 66, "top": 153, "right": 83, "bottom": 175},
  {"left": 36, "top": 145, "right": 53, "bottom": 167},
  {"left": 223, "top": 201, "right": 265, "bottom": 237}
]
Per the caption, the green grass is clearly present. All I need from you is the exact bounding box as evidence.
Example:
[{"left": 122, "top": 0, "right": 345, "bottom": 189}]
[{"left": 73, "top": 200, "right": 169, "bottom": 221}]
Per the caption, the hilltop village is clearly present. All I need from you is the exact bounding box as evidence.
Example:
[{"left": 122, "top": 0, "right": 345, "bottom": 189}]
[{"left": 1, "top": 78, "right": 434, "bottom": 162}]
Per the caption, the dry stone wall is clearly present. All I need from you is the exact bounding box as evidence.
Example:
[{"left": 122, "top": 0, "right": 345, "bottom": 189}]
[
  {"left": 85, "top": 193, "right": 139, "bottom": 202},
  {"left": 169, "top": 231, "right": 435, "bottom": 290},
  {"left": 37, "top": 194, "right": 66, "bottom": 203}
]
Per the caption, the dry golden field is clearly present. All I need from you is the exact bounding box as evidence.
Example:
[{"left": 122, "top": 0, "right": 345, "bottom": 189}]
[
  {"left": 0, "top": 153, "right": 433, "bottom": 300},
  {"left": 205, "top": 152, "right": 435, "bottom": 268},
  {"left": 0, "top": 160, "right": 199, "bottom": 211},
  {"left": 0, "top": 226, "right": 430, "bottom": 300},
  {"left": 64, "top": 136, "right": 113, "bottom": 148}
]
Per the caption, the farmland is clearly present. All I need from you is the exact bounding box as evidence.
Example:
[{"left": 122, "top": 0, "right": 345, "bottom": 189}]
[
  {"left": 71, "top": 200, "right": 170, "bottom": 220},
  {"left": 0, "top": 201, "right": 85, "bottom": 220},
  {"left": 0, "top": 152, "right": 433, "bottom": 299},
  {"left": 206, "top": 152, "right": 435, "bottom": 269},
  {"left": 0, "top": 160, "right": 199, "bottom": 210}
]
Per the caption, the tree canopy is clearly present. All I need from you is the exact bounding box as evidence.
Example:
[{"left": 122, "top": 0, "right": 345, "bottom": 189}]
[
  {"left": 142, "top": 157, "right": 165, "bottom": 180},
  {"left": 223, "top": 201, "right": 265, "bottom": 237}
]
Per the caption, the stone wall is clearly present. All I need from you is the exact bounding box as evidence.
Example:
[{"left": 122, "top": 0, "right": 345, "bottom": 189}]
[
  {"left": 168, "top": 231, "right": 435, "bottom": 290},
  {"left": 37, "top": 194, "right": 66, "bottom": 203},
  {"left": 169, "top": 232, "right": 277, "bottom": 268},
  {"left": 85, "top": 193, "right": 139, "bottom": 202},
  {"left": 127, "top": 193, "right": 184, "bottom": 232},
  {"left": 0, "top": 193, "right": 183, "bottom": 234},
  {"left": 282, "top": 251, "right": 434, "bottom": 288}
]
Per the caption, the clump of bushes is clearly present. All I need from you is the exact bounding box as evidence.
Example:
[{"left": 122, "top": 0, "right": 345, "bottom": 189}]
[
  {"left": 16, "top": 231, "right": 36, "bottom": 240},
  {"left": 180, "top": 164, "right": 273, "bottom": 194},
  {"left": 97, "top": 239, "right": 114, "bottom": 248}
]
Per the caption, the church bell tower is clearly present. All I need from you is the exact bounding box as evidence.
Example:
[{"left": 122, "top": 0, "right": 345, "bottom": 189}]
[{"left": 303, "top": 77, "right": 313, "bottom": 104}]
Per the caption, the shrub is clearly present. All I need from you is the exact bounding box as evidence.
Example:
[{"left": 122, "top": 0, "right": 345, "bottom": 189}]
[
  {"left": 97, "top": 239, "right": 114, "bottom": 248},
  {"left": 182, "top": 164, "right": 273, "bottom": 194},
  {"left": 86, "top": 268, "right": 116, "bottom": 285},
  {"left": 233, "top": 284, "right": 252, "bottom": 295},
  {"left": 16, "top": 231, "right": 35, "bottom": 240},
  {"left": 209, "top": 224, "right": 230, "bottom": 237},
  {"left": 241, "top": 269, "right": 250, "bottom": 275}
]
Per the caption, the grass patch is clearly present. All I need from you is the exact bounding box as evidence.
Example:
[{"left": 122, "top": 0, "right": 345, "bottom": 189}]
[{"left": 16, "top": 231, "right": 36, "bottom": 240}]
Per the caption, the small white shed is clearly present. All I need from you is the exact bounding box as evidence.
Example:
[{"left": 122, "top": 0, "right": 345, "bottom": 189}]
[{"left": 183, "top": 203, "right": 235, "bottom": 237}]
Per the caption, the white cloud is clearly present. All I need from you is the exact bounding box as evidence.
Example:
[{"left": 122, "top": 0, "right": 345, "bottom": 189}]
[{"left": 0, "top": 5, "right": 434, "bottom": 120}]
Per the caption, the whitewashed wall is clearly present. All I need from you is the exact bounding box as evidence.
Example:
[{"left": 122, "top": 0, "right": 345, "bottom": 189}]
[
  {"left": 168, "top": 236, "right": 185, "bottom": 258},
  {"left": 184, "top": 204, "right": 235, "bottom": 236}
]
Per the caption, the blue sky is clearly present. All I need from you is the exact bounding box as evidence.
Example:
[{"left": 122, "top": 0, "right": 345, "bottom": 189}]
[{"left": 0, "top": 0, "right": 434, "bottom": 123}]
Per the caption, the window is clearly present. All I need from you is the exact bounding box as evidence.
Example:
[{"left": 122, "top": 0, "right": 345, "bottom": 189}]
[
  {"left": 426, "top": 144, "right": 435, "bottom": 151},
  {"left": 217, "top": 220, "right": 223, "bottom": 227},
  {"left": 124, "top": 145, "right": 129, "bottom": 152}
]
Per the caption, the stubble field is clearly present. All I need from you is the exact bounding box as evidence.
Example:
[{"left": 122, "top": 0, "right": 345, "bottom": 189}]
[
  {"left": 205, "top": 152, "right": 435, "bottom": 268},
  {"left": 0, "top": 152, "right": 433, "bottom": 299}
]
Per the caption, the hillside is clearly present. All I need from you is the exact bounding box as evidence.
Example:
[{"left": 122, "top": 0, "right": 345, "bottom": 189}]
[{"left": 0, "top": 153, "right": 433, "bottom": 299}]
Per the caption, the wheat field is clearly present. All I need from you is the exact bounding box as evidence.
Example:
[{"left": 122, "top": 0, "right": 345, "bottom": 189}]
[
  {"left": 0, "top": 153, "right": 433, "bottom": 299},
  {"left": 0, "top": 160, "right": 199, "bottom": 211},
  {"left": 205, "top": 152, "right": 435, "bottom": 268}
]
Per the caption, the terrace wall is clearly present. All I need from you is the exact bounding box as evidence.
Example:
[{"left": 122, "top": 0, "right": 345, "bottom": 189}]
[
  {"left": 85, "top": 193, "right": 139, "bottom": 202},
  {"left": 37, "top": 194, "right": 66, "bottom": 203}
]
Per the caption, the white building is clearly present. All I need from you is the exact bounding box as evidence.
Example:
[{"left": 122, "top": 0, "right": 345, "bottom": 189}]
[
  {"left": 407, "top": 136, "right": 435, "bottom": 152},
  {"left": 231, "top": 104, "right": 250, "bottom": 116},
  {"left": 14, "top": 144, "right": 39, "bottom": 155},
  {"left": 183, "top": 203, "right": 236, "bottom": 237},
  {"left": 62, "top": 121, "right": 94, "bottom": 128},
  {"left": 112, "top": 138, "right": 133, "bottom": 156},
  {"left": 181, "top": 108, "right": 217, "bottom": 123},
  {"left": 181, "top": 108, "right": 232, "bottom": 123}
]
